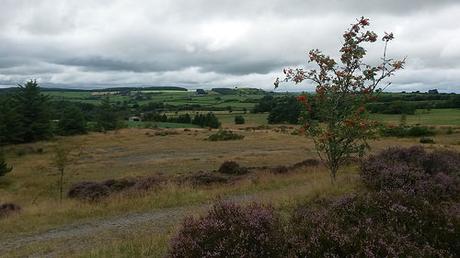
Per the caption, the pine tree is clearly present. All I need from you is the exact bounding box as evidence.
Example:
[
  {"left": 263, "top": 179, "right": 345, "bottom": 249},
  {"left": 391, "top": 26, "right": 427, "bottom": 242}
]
[
  {"left": 58, "top": 105, "right": 87, "bottom": 136},
  {"left": 96, "top": 97, "right": 119, "bottom": 132},
  {"left": 14, "top": 80, "right": 52, "bottom": 142},
  {"left": 0, "top": 94, "right": 24, "bottom": 144}
]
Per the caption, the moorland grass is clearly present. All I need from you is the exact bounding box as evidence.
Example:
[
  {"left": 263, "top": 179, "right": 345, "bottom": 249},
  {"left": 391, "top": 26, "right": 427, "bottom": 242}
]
[
  {"left": 1, "top": 129, "right": 459, "bottom": 257},
  {"left": 1, "top": 166, "right": 359, "bottom": 257}
]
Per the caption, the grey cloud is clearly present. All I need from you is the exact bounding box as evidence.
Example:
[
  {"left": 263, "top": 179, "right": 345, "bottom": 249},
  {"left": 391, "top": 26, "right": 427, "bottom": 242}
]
[
  {"left": 57, "top": 57, "right": 166, "bottom": 73},
  {"left": 0, "top": 0, "right": 459, "bottom": 92}
]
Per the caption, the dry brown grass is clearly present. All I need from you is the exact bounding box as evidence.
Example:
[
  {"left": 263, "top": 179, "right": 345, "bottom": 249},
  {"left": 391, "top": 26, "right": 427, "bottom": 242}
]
[
  {"left": 0, "top": 128, "right": 459, "bottom": 257},
  {"left": 1, "top": 166, "right": 359, "bottom": 257}
]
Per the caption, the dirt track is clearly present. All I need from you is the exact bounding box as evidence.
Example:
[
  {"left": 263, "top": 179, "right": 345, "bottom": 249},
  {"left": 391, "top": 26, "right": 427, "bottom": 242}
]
[{"left": 0, "top": 194, "right": 258, "bottom": 257}]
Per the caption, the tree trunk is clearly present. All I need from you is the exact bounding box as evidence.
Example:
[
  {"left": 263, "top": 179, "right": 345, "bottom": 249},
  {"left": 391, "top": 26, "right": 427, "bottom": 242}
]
[
  {"left": 59, "top": 168, "right": 64, "bottom": 202},
  {"left": 330, "top": 165, "right": 338, "bottom": 184}
]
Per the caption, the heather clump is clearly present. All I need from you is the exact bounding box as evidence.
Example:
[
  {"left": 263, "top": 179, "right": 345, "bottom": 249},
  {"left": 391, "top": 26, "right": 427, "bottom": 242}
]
[
  {"left": 420, "top": 137, "right": 435, "bottom": 144},
  {"left": 208, "top": 130, "right": 244, "bottom": 141},
  {"left": 166, "top": 146, "right": 460, "bottom": 256},
  {"left": 168, "top": 202, "right": 287, "bottom": 258},
  {"left": 288, "top": 192, "right": 459, "bottom": 257},
  {"left": 291, "top": 158, "right": 320, "bottom": 169},
  {"left": 102, "top": 178, "right": 136, "bottom": 192},
  {"left": 0, "top": 203, "right": 21, "bottom": 218},
  {"left": 360, "top": 146, "right": 460, "bottom": 201},
  {"left": 271, "top": 165, "right": 289, "bottom": 174},
  {"left": 182, "top": 171, "right": 229, "bottom": 186},
  {"left": 67, "top": 182, "right": 111, "bottom": 201},
  {"left": 68, "top": 176, "right": 163, "bottom": 201},
  {"left": 218, "top": 161, "right": 249, "bottom": 175},
  {"left": 132, "top": 176, "right": 163, "bottom": 191}
]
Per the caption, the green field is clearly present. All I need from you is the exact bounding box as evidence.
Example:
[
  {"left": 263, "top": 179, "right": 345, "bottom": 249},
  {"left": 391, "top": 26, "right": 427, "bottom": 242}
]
[
  {"left": 45, "top": 90, "right": 263, "bottom": 110},
  {"left": 44, "top": 89, "right": 460, "bottom": 127},
  {"left": 127, "top": 121, "right": 200, "bottom": 128},
  {"left": 371, "top": 109, "right": 460, "bottom": 126},
  {"left": 133, "top": 109, "right": 459, "bottom": 128},
  {"left": 215, "top": 113, "right": 268, "bottom": 126}
]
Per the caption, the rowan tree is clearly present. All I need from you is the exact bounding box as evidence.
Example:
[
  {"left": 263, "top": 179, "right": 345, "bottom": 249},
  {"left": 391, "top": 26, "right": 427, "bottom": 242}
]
[{"left": 277, "top": 17, "right": 405, "bottom": 181}]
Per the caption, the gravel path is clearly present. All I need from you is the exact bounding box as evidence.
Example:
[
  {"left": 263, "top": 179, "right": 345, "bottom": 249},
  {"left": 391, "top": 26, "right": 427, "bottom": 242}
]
[{"left": 0, "top": 194, "right": 259, "bottom": 257}]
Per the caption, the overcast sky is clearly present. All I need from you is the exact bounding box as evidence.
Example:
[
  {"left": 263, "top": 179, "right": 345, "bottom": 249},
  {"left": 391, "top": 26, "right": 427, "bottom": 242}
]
[{"left": 0, "top": 0, "right": 459, "bottom": 92}]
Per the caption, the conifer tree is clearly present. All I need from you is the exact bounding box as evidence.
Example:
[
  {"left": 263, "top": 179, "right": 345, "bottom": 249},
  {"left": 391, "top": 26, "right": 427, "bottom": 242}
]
[{"left": 14, "top": 80, "right": 52, "bottom": 142}]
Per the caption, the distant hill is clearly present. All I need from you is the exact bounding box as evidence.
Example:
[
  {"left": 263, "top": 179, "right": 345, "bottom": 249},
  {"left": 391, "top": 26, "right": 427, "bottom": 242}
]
[
  {"left": 0, "top": 86, "right": 188, "bottom": 93},
  {"left": 211, "top": 87, "right": 267, "bottom": 95},
  {"left": 211, "top": 88, "right": 237, "bottom": 95},
  {"left": 100, "top": 86, "right": 188, "bottom": 92}
]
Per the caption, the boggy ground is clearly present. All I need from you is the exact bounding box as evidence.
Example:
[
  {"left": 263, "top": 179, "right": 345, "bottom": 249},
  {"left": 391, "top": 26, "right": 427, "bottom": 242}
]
[{"left": 1, "top": 128, "right": 459, "bottom": 257}]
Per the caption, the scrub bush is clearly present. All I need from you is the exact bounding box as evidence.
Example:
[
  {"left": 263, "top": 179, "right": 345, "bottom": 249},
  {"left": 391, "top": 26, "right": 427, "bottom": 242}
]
[
  {"left": 288, "top": 192, "right": 459, "bottom": 257},
  {"left": 360, "top": 146, "right": 460, "bottom": 201},
  {"left": 208, "top": 130, "right": 244, "bottom": 141},
  {"left": 168, "top": 202, "right": 287, "bottom": 257},
  {"left": 218, "top": 161, "right": 249, "bottom": 175}
]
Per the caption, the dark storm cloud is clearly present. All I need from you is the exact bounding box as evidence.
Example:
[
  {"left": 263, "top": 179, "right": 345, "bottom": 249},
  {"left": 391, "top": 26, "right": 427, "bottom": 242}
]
[{"left": 0, "top": 0, "right": 459, "bottom": 91}]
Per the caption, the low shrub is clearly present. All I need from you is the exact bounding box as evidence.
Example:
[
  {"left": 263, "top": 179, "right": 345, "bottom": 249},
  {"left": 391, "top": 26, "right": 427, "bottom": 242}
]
[
  {"left": 168, "top": 202, "right": 287, "bottom": 257},
  {"left": 183, "top": 171, "right": 229, "bottom": 186},
  {"left": 218, "top": 161, "right": 249, "bottom": 175},
  {"left": 234, "top": 115, "right": 245, "bottom": 124},
  {"left": 69, "top": 176, "right": 163, "bottom": 201},
  {"left": 67, "top": 182, "right": 111, "bottom": 201},
  {"left": 270, "top": 159, "right": 321, "bottom": 173},
  {"left": 14, "top": 146, "right": 44, "bottom": 157},
  {"left": 208, "top": 130, "right": 244, "bottom": 141},
  {"left": 380, "top": 125, "right": 435, "bottom": 137},
  {"left": 360, "top": 146, "right": 460, "bottom": 201},
  {"left": 271, "top": 165, "right": 289, "bottom": 174},
  {"left": 0, "top": 203, "right": 21, "bottom": 218},
  {"left": 133, "top": 176, "right": 163, "bottom": 191},
  {"left": 154, "top": 130, "right": 179, "bottom": 136},
  {"left": 407, "top": 125, "right": 435, "bottom": 137},
  {"left": 289, "top": 192, "right": 459, "bottom": 257},
  {"left": 291, "top": 158, "right": 320, "bottom": 169},
  {"left": 420, "top": 137, "right": 435, "bottom": 144},
  {"left": 102, "top": 178, "right": 136, "bottom": 192}
]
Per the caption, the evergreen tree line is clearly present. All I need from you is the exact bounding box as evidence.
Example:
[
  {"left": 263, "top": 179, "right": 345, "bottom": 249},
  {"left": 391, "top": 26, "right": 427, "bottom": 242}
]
[
  {"left": 253, "top": 93, "right": 460, "bottom": 124},
  {"left": 267, "top": 96, "right": 303, "bottom": 124},
  {"left": 0, "top": 81, "right": 127, "bottom": 145},
  {"left": 144, "top": 112, "right": 221, "bottom": 128},
  {"left": 0, "top": 80, "right": 53, "bottom": 144},
  {"left": 253, "top": 95, "right": 306, "bottom": 124},
  {"left": 366, "top": 97, "right": 460, "bottom": 114}
]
